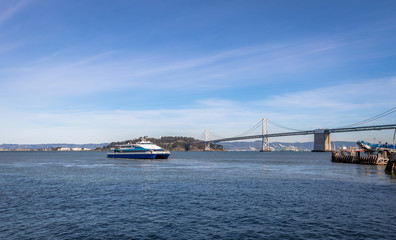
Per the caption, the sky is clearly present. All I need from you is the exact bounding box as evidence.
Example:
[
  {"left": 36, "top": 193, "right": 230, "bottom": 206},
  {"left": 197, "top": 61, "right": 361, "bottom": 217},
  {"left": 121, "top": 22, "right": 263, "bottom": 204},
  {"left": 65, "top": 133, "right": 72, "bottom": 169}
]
[{"left": 0, "top": 0, "right": 396, "bottom": 144}]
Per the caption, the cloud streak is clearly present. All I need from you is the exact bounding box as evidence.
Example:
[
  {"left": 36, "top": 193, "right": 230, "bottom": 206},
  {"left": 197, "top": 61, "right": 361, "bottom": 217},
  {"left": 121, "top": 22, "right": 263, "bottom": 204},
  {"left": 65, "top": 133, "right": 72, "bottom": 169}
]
[
  {"left": 1, "top": 77, "right": 395, "bottom": 144},
  {"left": 0, "top": 3, "right": 395, "bottom": 145},
  {"left": 0, "top": 0, "right": 27, "bottom": 27},
  {"left": 1, "top": 35, "right": 382, "bottom": 103}
]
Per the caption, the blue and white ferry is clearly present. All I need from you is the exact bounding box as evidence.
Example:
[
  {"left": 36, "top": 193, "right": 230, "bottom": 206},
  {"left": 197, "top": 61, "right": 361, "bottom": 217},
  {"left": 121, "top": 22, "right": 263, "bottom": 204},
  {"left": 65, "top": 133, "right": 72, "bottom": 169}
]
[{"left": 107, "top": 140, "right": 170, "bottom": 159}]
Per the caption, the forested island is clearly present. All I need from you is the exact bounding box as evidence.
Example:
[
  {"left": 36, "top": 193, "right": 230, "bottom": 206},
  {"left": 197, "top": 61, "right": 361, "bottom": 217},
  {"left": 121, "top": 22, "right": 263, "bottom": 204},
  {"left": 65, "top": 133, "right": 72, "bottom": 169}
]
[{"left": 96, "top": 136, "right": 224, "bottom": 152}]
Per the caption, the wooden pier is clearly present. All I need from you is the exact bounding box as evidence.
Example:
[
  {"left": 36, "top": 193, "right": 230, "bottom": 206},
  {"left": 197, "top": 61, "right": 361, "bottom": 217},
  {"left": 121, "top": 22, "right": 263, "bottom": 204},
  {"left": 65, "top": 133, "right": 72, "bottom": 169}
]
[{"left": 331, "top": 149, "right": 389, "bottom": 165}]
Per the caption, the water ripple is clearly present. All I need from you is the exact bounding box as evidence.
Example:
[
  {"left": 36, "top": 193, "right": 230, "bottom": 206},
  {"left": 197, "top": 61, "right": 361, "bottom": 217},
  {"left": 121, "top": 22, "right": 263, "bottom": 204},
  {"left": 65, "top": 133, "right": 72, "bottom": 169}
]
[{"left": 0, "top": 151, "right": 395, "bottom": 239}]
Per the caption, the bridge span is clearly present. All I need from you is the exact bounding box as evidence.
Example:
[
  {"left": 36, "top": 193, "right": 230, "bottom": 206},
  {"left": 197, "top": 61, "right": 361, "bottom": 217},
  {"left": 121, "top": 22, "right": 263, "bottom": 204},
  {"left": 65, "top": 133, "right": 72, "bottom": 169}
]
[{"left": 207, "top": 124, "right": 396, "bottom": 152}]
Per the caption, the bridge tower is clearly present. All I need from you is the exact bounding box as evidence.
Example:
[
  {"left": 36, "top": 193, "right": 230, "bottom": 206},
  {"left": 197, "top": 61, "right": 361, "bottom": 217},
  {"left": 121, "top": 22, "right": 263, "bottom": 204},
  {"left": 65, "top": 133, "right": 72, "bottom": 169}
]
[
  {"left": 260, "top": 118, "right": 270, "bottom": 152},
  {"left": 313, "top": 129, "right": 331, "bottom": 152},
  {"left": 204, "top": 129, "right": 211, "bottom": 151}
]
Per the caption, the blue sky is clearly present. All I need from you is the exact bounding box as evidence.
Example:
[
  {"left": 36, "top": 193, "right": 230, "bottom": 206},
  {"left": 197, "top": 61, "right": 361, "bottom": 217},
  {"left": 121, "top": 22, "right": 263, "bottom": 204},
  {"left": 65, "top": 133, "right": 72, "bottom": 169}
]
[{"left": 0, "top": 0, "right": 395, "bottom": 144}]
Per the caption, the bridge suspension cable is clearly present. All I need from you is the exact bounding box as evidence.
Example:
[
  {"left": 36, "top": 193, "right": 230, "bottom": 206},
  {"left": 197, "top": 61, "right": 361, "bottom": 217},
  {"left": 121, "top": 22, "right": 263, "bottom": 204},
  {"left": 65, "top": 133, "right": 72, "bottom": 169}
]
[
  {"left": 197, "top": 131, "right": 206, "bottom": 141},
  {"left": 207, "top": 130, "right": 225, "bottom": 140},
  {"left": 339, "top": 107, "right": 396, "bottom": 128},
  {"left": 234, "top": 120, "right": 262, "bottom": 137},
  {"left": 267, "top": 119, "right": 304, "bottom": 132},
  {"left": 197, "top": 130, "right": 223, "bottom": 141},
  {"left": 202, "top": 108, "right": 396, "bottom": 143},
  {"left": 205, "top": 118, "right": 306, "bottom": 141}
]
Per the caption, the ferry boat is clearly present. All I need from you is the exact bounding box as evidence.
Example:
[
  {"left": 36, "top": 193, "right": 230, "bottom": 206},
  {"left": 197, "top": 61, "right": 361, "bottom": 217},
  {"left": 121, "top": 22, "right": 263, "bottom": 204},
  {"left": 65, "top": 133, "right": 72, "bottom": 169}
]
[{"left": 107, "top": 140, "right": 170, "bottom": 159}]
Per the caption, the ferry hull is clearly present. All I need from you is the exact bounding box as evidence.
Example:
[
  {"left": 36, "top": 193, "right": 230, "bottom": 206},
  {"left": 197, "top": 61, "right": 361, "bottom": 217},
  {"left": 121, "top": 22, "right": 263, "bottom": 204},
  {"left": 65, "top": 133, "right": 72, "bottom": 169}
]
[
  {"left": 155, "top": 153, "right": 171, "bottom": 159},
  {"left": 107, "top": 152, "right": 170, "bottom": 159}
]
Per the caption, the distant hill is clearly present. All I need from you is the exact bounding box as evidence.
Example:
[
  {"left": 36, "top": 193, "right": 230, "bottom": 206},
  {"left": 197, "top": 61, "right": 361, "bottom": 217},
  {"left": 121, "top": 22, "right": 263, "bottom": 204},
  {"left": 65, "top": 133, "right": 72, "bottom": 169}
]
[
  {"left": 0, "top": 139, "right": 359, "bottom": 152},
  {"left": 221, "top": 140, "right": 358, "bottom": 151},
  {"left": 96, "top": 136, "right": 224, "bottom": 151},
  {"left": 0, "top": 136, "right": 224, "bottom": 152}
]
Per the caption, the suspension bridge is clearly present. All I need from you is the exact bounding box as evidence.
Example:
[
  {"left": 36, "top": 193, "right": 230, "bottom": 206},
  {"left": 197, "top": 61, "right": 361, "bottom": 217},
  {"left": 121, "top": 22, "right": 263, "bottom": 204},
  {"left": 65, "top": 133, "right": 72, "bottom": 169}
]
[{"left": 199, "top": 107, "right": 396, "bottom": 152}]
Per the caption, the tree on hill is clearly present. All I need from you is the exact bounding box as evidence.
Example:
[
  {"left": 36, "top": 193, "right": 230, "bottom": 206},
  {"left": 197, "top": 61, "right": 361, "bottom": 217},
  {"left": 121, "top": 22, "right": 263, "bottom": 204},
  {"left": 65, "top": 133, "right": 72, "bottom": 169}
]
[{"left": 96, "top": 136, "right": 224, "bottom": 151}]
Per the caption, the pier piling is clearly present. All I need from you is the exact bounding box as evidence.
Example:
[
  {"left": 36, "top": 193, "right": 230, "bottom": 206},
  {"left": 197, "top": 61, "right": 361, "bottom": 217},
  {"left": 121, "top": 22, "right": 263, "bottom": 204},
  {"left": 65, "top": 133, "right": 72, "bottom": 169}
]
[{"left": 385, "top": 153, "right": 396, "bottom": 175}]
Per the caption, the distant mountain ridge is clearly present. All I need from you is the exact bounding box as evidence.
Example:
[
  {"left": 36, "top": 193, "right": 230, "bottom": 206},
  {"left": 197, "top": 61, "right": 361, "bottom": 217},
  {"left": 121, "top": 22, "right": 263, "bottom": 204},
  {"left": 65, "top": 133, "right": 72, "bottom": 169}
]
[
  {"left": 97, "top": 136, "right": 224, "bottom": 152},
  {"left": 0, "top": 140, "right": 358, "bottom": 151},
  {"left": 221, "top": 140, "right": 358, "bottom": 151},
  {"left": 0, "top": 143, "right": 108, "bottom": 150}
]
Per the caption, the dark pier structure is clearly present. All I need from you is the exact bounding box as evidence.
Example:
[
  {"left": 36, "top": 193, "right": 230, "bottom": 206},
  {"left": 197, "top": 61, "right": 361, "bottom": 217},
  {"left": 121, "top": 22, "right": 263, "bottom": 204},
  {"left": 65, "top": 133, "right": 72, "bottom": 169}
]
[
  {"left": 331, "top": 141, "right": 395, "bottom": 165},
  {"left": 331, "top": 149, "right": 389, "bottom": 165},
  {"left": 385, "top": 153, "right": 396, "bottom": 176}
]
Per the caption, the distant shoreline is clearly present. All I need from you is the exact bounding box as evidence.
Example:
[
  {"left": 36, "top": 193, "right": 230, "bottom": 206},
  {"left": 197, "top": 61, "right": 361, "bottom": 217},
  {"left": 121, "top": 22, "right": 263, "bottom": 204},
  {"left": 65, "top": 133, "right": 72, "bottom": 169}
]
[{"left": 0, "top": 140, "right": 359, "bottom": 152}]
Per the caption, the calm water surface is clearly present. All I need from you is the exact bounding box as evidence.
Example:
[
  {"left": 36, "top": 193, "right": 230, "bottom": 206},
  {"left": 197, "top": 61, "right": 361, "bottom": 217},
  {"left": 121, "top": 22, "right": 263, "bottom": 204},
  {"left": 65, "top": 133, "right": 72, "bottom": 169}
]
[{"left": 0, "top": 151, "right": 395, "bottom": 239}]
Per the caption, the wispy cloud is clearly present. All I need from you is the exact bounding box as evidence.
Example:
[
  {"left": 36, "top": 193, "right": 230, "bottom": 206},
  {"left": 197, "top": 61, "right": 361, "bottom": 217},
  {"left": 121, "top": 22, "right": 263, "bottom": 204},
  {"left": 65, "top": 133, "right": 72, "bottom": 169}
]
[
  {"left": 0, "top": 42, "right": 21, "bottom": 56},
  {"left": 0, "top": 0, "right": 27, "bottom": 26},
  {"left": 0, "top": 1, "right": 395, "bottom": 144},
  {"left": 1, "top": 76, "right": 395, "bottom": 144},
  {"left": 0, "top": 33, "right": 391, "bottom": 114}
]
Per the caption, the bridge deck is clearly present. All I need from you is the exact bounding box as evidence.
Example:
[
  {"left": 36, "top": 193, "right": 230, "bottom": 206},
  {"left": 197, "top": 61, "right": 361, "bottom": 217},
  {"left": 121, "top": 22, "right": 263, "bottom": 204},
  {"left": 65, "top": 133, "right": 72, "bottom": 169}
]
[{"left": 210, "top": 124, "right": 396, "bottom": 143}]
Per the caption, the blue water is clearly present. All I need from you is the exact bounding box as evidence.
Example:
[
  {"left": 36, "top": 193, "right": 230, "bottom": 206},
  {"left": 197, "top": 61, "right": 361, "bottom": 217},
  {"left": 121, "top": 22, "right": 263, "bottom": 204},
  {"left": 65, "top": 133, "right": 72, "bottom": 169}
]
[{"left": 0, "top": 151, "right": 395, "bottom": 239}]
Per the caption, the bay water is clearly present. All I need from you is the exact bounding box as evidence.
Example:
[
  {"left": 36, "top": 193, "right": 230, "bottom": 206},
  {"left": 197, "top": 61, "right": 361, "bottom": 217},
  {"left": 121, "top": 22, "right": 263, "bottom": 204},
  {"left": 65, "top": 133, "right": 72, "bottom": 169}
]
[{"left": 0, "top": 151, "right": 395, "bottom": 239}]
